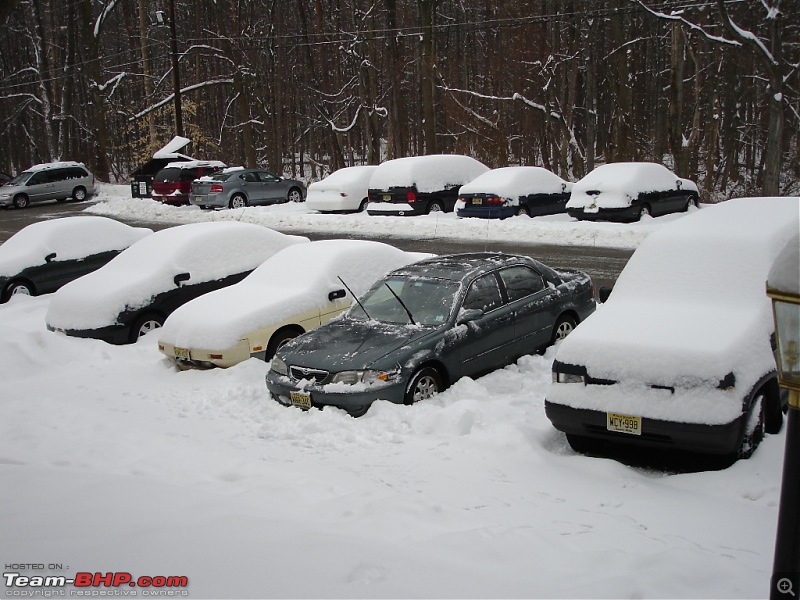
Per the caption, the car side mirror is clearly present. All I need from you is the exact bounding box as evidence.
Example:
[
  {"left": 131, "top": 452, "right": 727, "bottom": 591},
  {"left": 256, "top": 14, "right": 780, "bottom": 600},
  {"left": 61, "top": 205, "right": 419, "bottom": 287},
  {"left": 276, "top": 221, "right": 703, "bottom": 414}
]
[
  {"left": 45, "top": 252, "right": 56, "bottom": 263},
  {"left": 174, "top": 272, "right": 190, "bottom": 287},
  {"left": 328, "top": 289, "right": 347, "bottom": 302},
  {"left": 457, "top": 308, "right": 483, "bottom": 325},
  {"left": 598, "top": 287, "right": 613, "bottom": 303}
]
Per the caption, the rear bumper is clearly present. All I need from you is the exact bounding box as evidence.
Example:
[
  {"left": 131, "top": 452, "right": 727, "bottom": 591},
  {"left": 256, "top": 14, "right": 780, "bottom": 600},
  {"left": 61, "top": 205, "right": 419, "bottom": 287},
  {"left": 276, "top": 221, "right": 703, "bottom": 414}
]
[
  {"left": 457, "top": 206, "right": 515, "bottom": 219},
  {"left": 190, "top": 194, "right": 227, "bottom": 209},
  {"left": 544, "top": 400, "right": 745, "bottom": 455},
  {"left": 152, "top": 194, "right": 190, "bottom": 205}
]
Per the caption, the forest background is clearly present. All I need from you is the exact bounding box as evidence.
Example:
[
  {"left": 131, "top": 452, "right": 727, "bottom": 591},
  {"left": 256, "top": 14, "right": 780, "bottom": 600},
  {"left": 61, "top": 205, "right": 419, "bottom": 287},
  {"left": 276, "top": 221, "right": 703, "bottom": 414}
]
[{"left": 0, "top": 0, "right": 797, "bottom": 201}]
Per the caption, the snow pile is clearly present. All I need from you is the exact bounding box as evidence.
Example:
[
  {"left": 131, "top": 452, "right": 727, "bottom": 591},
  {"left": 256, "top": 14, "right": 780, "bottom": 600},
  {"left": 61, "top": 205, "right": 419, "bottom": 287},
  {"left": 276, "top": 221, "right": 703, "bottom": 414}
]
[
  {"left": 0, "top": 216, "right": 151, "bottom": 278},
  {"left": 45, "top": 222, "right": 308, "bottom": 330},
  {"left": 550, "top": 196, "right": 800, "bottom": 421},
  {"left": 158, "top": 239, "right": 430, "bottom": 350},
  {"left": 368, "top": 155, "right": 489, "bottom": 193},
  {"left": 567, "top": 162, "right": 698, "bottom": 209},
  {"left": 0, "top": 293, "right": 784, "bottom": 598},
  {"left": 459, "top": 166, "right": 571, "bottom": 198}
]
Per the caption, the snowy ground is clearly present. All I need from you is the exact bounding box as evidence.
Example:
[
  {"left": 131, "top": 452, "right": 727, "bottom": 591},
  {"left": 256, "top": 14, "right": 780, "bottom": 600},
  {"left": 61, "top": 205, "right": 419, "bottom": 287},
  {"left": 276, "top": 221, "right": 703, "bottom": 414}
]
[{"left": 1, "top": 185, "right": 782, "bottom": 599}]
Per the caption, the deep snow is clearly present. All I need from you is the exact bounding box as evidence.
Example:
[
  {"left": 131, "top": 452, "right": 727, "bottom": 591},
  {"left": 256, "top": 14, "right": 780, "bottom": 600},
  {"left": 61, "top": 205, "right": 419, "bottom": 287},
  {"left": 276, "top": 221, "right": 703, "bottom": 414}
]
[{"left": 0, "top": 184, "right": 786, "bottom": 599}]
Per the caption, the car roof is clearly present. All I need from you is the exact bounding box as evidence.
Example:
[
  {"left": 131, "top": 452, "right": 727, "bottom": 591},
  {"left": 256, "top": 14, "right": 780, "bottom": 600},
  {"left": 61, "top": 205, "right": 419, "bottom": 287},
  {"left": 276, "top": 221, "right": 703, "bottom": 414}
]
[
  {"left": 24, "top": 161, "right": 88, "bottom": 173},
  {"left": 390, "top": 253, "right": 532, "bottom": 282}
]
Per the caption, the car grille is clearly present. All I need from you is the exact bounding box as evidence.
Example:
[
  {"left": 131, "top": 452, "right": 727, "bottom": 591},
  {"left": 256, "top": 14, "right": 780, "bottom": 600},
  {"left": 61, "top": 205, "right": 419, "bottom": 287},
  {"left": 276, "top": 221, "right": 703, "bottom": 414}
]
[{"left": 289, "top": 365, "right": 329, "bottom": 384}]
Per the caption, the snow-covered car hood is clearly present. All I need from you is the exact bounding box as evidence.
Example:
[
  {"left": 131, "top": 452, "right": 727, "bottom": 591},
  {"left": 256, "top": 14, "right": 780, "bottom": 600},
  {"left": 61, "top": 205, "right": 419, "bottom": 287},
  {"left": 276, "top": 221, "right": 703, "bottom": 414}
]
[
  {"left": 278, "top": 318, "right": 438, "bottom": 372},
  {"left": 157, "top": 240, "right": 428, "bottom": 350},
  {"left": 46, "top": 222, "right": 307, "bottom": 331},
  {"left": 0, "top": 217, "right": 152, "bottom": 279}
]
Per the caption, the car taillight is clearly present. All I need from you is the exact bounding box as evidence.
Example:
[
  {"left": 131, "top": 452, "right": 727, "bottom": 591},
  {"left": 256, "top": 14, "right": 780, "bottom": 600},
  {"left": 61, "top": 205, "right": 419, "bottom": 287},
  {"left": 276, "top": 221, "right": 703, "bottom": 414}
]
[
  {"left": 210, "top": 184, "right": 223, "bottom": 193},
  {"left": 486, "top": 196, "right": 503, "bottom": 206},
  {"left": 406, "top": 190, "right": 417, "bottom": 203}
]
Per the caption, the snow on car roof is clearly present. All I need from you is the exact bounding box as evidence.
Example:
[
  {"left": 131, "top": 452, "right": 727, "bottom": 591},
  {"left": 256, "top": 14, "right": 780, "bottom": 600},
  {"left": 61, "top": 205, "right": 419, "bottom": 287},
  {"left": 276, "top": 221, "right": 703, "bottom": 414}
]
[
  {"left": 459, "top": 166, "right": 571, "bottom": 197},
  {"left": 23, "top": 161, "right": 88, "bottom": 173},
  {"left": 158, "top": 239, "right": 429, "bottom": 350},
  {"left": 553, "top": 196, "right": 800, "bottom": 389},
  {"left": 572, "top": 162, "right": 697, "bottom": 194},
  {"left": 308, "top": 166, "right": 377, "bottom": 190},
  {"left": 45, "top": 222, "right": 308, "bottom": 331},
  {"left": 369, "top": 155, "right": 489, "bottom": 193},
  {"left": 0, "top": 217, "right": 152, "bottom": 279}
]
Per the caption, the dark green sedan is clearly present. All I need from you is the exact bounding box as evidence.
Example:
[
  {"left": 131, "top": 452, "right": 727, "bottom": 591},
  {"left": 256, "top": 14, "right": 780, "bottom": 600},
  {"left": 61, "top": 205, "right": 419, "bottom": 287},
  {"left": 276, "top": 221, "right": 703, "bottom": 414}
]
[{"left": 267, "top": 253, "right": 596, "bottom": 416}]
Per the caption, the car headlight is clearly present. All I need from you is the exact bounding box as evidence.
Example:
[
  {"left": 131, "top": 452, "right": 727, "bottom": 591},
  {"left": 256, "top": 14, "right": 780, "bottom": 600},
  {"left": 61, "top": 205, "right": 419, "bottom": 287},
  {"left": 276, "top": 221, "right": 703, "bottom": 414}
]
[
  {"left": 271, "top": 356, "right": 288, "bottom": 376},
  {"left": 553, "top": 371, "right": 584, "bottom": 384},
  {"left": 331, "top": 369, "right": 400, "bottom": 385}
]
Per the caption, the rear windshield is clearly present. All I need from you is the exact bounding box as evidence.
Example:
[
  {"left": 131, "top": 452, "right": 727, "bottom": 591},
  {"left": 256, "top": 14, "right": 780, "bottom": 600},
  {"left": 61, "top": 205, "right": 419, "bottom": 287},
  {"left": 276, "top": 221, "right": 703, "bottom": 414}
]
[{"left": 155, "top": 168, "right": 182, "bottom": 182}]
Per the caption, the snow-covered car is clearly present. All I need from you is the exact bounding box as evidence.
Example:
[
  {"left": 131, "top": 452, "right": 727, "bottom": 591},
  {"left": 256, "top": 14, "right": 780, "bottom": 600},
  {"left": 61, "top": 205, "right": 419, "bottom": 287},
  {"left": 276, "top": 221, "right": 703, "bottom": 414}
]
[
  {"left": 366, "top": 155, "right": 489, "bottom": 216},
  {"left": 151, "top": 160, "right": 227, "bottom": 205},
  {"left": 190, "top": 167, "right": 306, "bottom": 209},
  {"left": 46, "top": 222, "right": 307, "bottom": 344},
  {"left": 0, "top": 217, "right": 151, "bottom": 303},
  {"left": 0, "top": 162, "right": 95, "bottom": 209},
  {"left": 455, "top": 167, "right": 572, "bottom": 219},
  {"left": 566, "top": 162, "right": 699, "bottom": 222},
  {"left": 157, "top": 239, "right": 429, "bottom": 369},
  {"left": 267, "top": 253, "right": 595, "bottom": 417},
  {"left": 546, "top": 196, "right": 800, "bottom": 460},
  {"left": 305, "top": 166, "right": 377, "bottom": 213}
]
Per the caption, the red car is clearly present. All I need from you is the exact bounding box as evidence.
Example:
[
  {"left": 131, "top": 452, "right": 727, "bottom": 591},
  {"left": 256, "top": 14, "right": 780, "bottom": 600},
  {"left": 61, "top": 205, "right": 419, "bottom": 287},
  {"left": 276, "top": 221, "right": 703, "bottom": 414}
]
[{"left": 151, "top": 160, "right": 226, "bottom": 205}]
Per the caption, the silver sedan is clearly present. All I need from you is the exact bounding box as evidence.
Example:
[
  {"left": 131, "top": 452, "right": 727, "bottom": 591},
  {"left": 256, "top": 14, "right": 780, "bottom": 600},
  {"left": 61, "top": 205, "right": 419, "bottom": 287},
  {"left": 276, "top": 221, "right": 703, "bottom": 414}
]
[{"left": 191, "top": 168, "right": 306, "bottom": 209}]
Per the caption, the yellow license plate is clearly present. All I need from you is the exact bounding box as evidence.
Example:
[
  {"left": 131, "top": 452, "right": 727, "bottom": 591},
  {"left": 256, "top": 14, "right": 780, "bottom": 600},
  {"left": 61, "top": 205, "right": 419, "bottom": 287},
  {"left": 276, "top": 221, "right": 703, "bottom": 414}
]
[
  {"left": 383, "top": 194, "right": 391, "bottom": 201},
  {"left": 472, "top": 197, "right": 482, "bottom": 205},
  {"left": 195, "top": 196, "right": 203, "bottom": 202},
  {"left": 174, "top": 347, "right": 190, "bottom": 360},
  {"left": 290, "top": 391, "right": 312, "bottom": 409},
  {"left": 607, "top": 412, "right": 642, "bottom": 435}
]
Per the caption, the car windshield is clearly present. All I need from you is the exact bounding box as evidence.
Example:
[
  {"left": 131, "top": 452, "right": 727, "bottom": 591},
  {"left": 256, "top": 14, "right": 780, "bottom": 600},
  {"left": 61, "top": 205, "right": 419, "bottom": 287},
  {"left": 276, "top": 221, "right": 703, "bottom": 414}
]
[
  {"left": 7, "top": 172, "right": 33, "bottom": 186},
  {"left": 349, "top": 276, "right": 459, "bottom": 326}
]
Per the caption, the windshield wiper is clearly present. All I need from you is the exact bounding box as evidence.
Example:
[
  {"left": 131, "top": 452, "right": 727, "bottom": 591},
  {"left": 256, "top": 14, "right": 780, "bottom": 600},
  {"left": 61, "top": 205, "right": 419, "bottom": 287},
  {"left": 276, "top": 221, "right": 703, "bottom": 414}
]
[
  {"left": 384, "top": 283, "right": 416, "bottom": 325},
  {"left": 337, "top": 276, "right": 371, "bottom": 320}
]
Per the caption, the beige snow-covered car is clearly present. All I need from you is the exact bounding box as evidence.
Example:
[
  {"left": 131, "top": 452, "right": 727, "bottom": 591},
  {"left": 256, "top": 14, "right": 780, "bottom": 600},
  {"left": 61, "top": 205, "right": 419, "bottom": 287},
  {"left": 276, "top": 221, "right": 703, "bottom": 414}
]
[{"left": 157, "top": 239, "right": 429, "bottom": 369}]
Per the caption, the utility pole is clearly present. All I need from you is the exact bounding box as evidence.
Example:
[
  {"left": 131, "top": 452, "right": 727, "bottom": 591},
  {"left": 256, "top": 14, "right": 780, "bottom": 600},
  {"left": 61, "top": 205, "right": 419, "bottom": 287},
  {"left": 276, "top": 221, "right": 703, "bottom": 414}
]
[{"left": 166, "top": 0, "right": 183, "bottom": 137}]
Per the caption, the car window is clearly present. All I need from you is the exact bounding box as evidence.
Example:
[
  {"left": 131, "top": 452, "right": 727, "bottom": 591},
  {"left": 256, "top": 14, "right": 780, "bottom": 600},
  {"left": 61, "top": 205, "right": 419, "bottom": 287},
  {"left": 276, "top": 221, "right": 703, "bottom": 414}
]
[
  {"left": 27, "top": 171, "right": 50, "bottom": 185},
  {"left": 242, "top": 171, "right": 258, "bottom": 183},
  {"left": 462, "top": 273, "right": 503, "bottom": 312},
  {"left": 499, "top": 266, "right": 545, "bottom": 302},
  {"left": 180, "top": 168, "right": 200, "bottom": 181},
  {"left": 256, "top": 171, "right": 280, "bottom": 183}
]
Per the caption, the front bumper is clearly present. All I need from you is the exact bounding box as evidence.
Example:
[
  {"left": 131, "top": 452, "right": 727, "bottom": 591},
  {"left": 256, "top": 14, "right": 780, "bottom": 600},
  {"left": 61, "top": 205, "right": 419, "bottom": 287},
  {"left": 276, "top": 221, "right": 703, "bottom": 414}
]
[
  {"left": 266, "top": 370, "right": 407, "bottom": 416},
  {"left": 48, "top": 322, "right": 131, "bottom": 345},
  {"left": 544, "top": 400, "right": 745, "bottom": 455},
  {"left": 366, "top": 202, "right": 424, "bottom": 216},
  {"left": 567, "top": 205, "right": 639, "bottom": 222}
]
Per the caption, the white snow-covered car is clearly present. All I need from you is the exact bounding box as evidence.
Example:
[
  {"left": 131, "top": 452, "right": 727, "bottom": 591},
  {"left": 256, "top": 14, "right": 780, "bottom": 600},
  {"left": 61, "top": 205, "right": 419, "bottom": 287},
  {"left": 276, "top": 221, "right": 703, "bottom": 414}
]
[
  {"left": 46, "top": 222, "right": 307, "bottom": 344},
  {"left": 305, "top": 166, "right": 377, "bottom": 213},
  {"left": 546, "top": 196, "right": 799, "bottom": 460},
  {"left": 0, "top": 217, "right": 151, "bottom": 302},
  {"left": 157, "top": 239, "right": 430, "bottom": 369},
  {"left": 566, "top": 162, "right": 699, "bottom": 222},
  {"left": 366, "top": 155, "right": 489, "bottom": 216},
  {"left": 455, "top": 166, "right": 572, "bottom": 219}
]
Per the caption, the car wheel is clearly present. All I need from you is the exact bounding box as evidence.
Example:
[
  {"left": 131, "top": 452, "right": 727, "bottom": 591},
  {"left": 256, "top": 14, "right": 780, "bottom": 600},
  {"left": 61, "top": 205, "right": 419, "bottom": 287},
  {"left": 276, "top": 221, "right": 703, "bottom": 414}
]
[
  {"left": 2, "top": 280, "right": 33, "bottom": 302},
  {"left": 550, "top": 315, "right": 577, "bottom": 345},
  {"left": 131, "top": 314, "right": 163, "bottom": 342},
  {"left": 72, "top": 186, "right": 88, "bottom": 202},
  {"left": 404, "top": 366, "right": 443, "bottom": 405},
  {"left": 288, "top": 188, "right": 303, "bottom": 203},
  {"left": 266, "top": 327, "right": 303, "bottom": 360},
  {"left": 357, "top": 198, "right": 368, "bottom": 212},
  {"left": 737, "top": 395, "right": 765, "bottom": 459},
  {"left": 516, "top": 205, "right": 531, "bottom": 217},
  {"left": 428, "top": 201, "right": 444, "bottom": 214},
  {"left": 638, "top": 204, "right": 651, "bottom": 220},
  {"left": 229, "top": 194, "right": 247, "bottom": 209},
  {"left": 13, "top": 194, "right": 29, "bottom": 209}
]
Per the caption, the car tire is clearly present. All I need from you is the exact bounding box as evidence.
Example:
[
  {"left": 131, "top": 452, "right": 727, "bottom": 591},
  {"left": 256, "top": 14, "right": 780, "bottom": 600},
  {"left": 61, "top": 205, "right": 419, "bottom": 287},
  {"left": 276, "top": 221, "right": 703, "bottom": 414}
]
[
  {"left": 13, "top": 194, "right": 29, "bottom": 209},
  {"left": 72, "top": 186, "right": 88, "bottom": 202},
  {"left": 229, "top": 194, "right": 247, "bottom": 209},
  {"left": 288, "top": 188, "right": 303, "bottom": 203},
  {"left": 638, "top": 204, "right": 651, "bottom": 220},
  {"left": 550, "top": 315, "right": 577, "bottom": 345},
  {"left": 516, "top": 205, "right": 531, "bottom": 217},
  {"left": 131, "top": 314, "right": 163, "bottom": 342},
  {"left": 737, "top": 394, "right": 765, "bottom": 459},
  {"left": 266, "top": 327, "right": 303, "bottom": 360},
  {"left": 428, "top": 201, "right": 444, "bottom": 214},
  {"left": 404, "top": 366, "right": 443, "bottom": 405},
  {"left": 2, "top": 280, "right": 34, "bottom": 302},
  {"left": 357, "top": 198, "right": 368, "bottom": 212}
]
